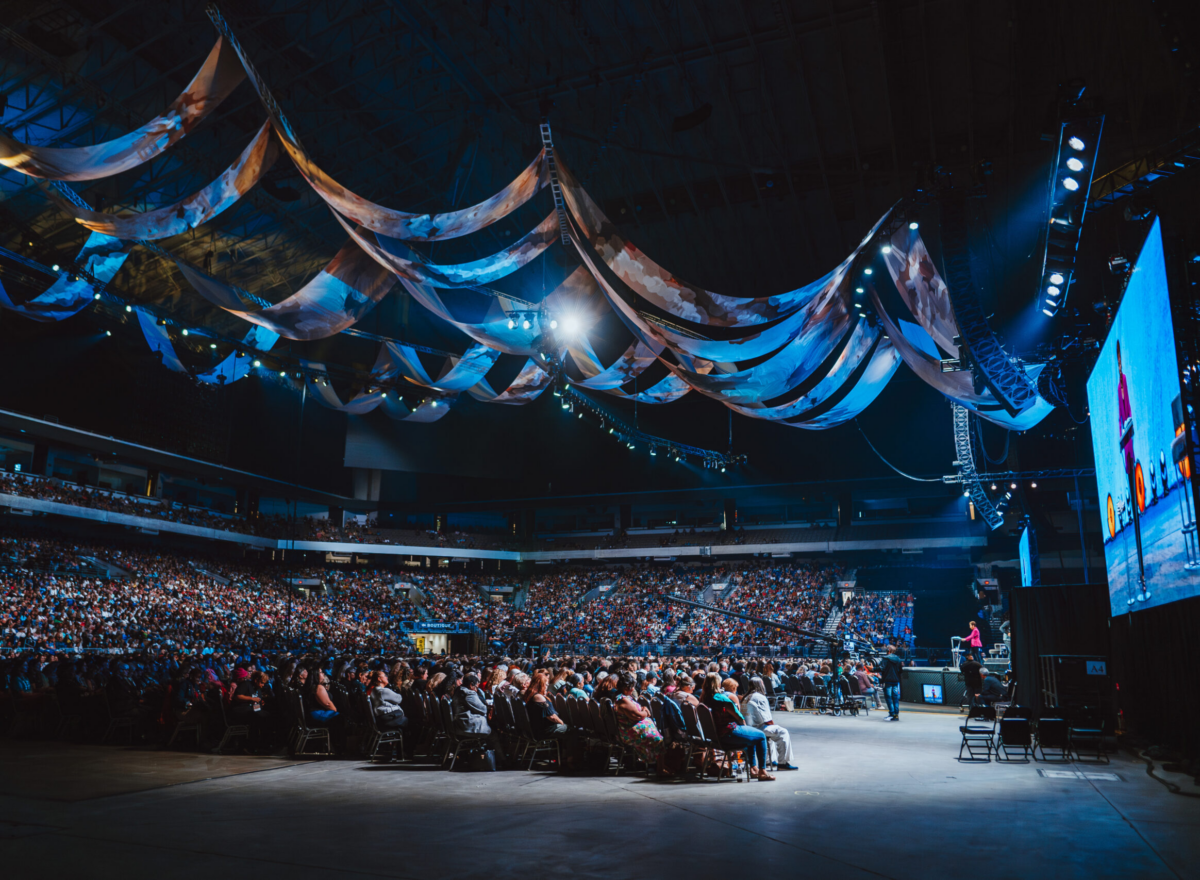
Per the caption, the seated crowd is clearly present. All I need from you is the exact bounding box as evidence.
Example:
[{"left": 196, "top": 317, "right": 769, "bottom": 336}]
[{"left": 1, "top": 643, "right": 898, "bottom": 779}]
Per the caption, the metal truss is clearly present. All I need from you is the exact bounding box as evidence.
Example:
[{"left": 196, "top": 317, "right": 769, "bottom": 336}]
[
  {"left": 538, "top": 123, "right": 570, "bottom": 245},
  {"left": 950, "top": 403, "right": 1004, "bottom": 530},
  {"left": 940, "top": 196, "right": 1038, "bottom": 417}
]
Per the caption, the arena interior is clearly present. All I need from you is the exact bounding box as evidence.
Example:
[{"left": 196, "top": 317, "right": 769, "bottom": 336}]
[{"left": 2, "top": 2, "right": 1200, "bottom": 878}]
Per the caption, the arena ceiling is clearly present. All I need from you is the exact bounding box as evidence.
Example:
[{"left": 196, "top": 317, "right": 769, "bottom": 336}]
[{"left": 0, "top": 0, "right": 1196, "bottom": 495}]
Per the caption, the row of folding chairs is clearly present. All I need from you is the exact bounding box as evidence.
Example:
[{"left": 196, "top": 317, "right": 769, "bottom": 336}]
[{"left": 959, "top": 706, "right": 1108, "bottom": 763}]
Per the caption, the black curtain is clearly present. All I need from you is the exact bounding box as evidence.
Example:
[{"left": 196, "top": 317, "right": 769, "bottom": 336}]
[
  {"left": 1010, "top": 583, "right": 1111, "bottom": 719},
  {"left": 1110, "top": 594, "right": 1200, "bottom": 756}
]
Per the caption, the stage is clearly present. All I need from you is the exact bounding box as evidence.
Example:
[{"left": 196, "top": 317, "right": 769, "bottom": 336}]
[{"left": 0, "top": 707, "right": 1194, "bottom": 879}]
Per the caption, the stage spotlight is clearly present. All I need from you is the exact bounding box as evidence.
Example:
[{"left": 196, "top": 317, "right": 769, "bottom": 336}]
[
  {"left": 864, "top": 268, "right": 873, "bottom": 276},
  {"left": 855, "top": 287, "right": 864, "bottom": 294},
  {"left": 430, "top": 400, "right": 439, "bottom": 408},
  {"left": 881, "top": 245, "right": 891, "bottom": 254},
  {"left": 1047, "top": 286, "right": 1061, "bottom": 296},
  {"left": 125, "top": 305, "right": 132, "bottom": 312},
  {"left": 1049, "top": 272, "right": 1065, "bottom": 285},
  {"left": 1068, "top": 136, "right": 1085, "bottom": 151},
  {"left": 550, "top": 319, "right": 558, "bottom": 329},
  {"left": 1010, "top": 482, "right": 1017, "bottom": 489},
  {"left": 561, "top": 315, "right": 581, "bottom": 337},
  {"left": 650, "top": 448, "right": 656, "bottom": 456},
  {"left": 93, "top": 293, "right": 101, "bottom": 300},
  {"left": 1045, "top": 297, "right": 1058, "bottom": 307},
  {"left": 1062, "top": 176, "right": 1079, "bottom": 191},
  {"left": 210, "top": 343, "right": 217, "bottom": 349},
  {"left": 105, "top": 330, "right": 112, "bottom": 337},
  {"left": 279, "top": 371, "right": 286, "bottom": 377},
  {"left": 522, "top": 319, "right": 531, "bottom": 329},
  {"left": 1005, "top": 491, "right": 1012, "bottom": 499},
  {"left": 253, "top": 360, "right": 261, "bottom": 367},
  {"left": 236, "top": 351, "right": 245, "bottom": 358},
  {"left": 1030, "top": 481, "right": 1038, "bottom": 488},
  {"left": 1066, "top": 157, "right": 1084, "bottom": 172},
  {"left": 991, "top": 483, "right": 997, "bottom": 490},
  {"left": 51, "top": 264, "right": 59, "bottom": 272},
  {"left": 507, "top": 319, "right": 515, "bottom": 329},
  {"left": 721, "top": 466, "right": 726, "bottom": 473},
  {"left": 909, "top": 221, "right": 919, "bottom": 230},
  {"left": 1042, "top": 308, "right": 1055, "bottom": 317},
  {"left": 963, "top": 490, "right": 970, "bottom": 497},
  {"left": 181, "top": 328, "right": 189, "bottom": 336}
]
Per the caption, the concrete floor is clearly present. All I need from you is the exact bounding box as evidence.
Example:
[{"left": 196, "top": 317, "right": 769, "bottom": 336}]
[{"left": 1, "top": 706, "right": 1196, "bottom": 880}]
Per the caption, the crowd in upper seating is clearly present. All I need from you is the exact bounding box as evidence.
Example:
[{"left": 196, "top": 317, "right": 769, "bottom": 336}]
[{"left": 0, "top": 531, "right": 911, "bottom": 658}]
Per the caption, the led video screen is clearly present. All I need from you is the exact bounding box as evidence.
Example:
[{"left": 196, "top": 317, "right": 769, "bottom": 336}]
[
  {"left": 1019, "top": 527, "right": 1034, "bottom": 587},
  {"left": 1087, "top": 218, "right": 1200, "bottom": 615}
]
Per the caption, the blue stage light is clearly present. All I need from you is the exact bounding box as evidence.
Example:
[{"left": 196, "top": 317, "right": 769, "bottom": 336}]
[
  {"left": 93, "top": 292, "right": 101, "bottom": 300},
  {"left": 507, "top": 319, "right": 515, "bottom": 329},
  {"left": 1042, "top": 308, "right": 1055, "bottom": 317},
  {"left": 550, "top": 319, "right": 558, "bottom": 329},
  {"left": 855, "top": 287, "right": 864, "bottom": 294},
  {"left": 253, "top": 360, "right": 261, "bottom": 367},
  {"left": 106, "top": 330, "right": 112, "bottom": 337},
  {"left": 864, "top": 268, "right": 873, "bottom": 275},
  {"left": 1049, "top": 272, "right": 1064, "bottom": 285},
  {"left": 909, "top": 221, "right": 919, "bottom": 230},
  {"left": 1062, "top": 177, "right": 1079, "bottom": 191},
  {"left": 51, "top": 264, "right": 59, "bottom": 271},
  {"left": 125, "top": 305, "right": 132, "bottom": 312},
  {"left": 1068, "top": 136, "right": 1085, "bottom": 150},
  {"left": 881, "top": 245, "right": 891, "bottom": 254},
  {"left": 1066, "top": 157, "right": 1084, "bottom": 172},
  {"left": 522, "top": 319, "right": 531, "bottom": 329},
  {"left": 1047, "top": 285, "right": 1061, "bottom": 296}
]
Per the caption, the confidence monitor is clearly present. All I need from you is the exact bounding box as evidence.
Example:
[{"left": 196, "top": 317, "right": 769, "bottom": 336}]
[{"left": 1086, "top": 216, "right": 1200, "bottom": 615}]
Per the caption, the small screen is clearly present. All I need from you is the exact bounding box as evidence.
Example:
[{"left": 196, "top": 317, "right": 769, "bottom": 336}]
[
  {"left": 922, "top": 683, "right": 943, "bottom": 704},
  {"left": 1019, "top": 527, "right": 1033, "bottom": 587}
]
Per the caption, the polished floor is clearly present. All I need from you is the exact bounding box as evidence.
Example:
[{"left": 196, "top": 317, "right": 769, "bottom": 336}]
[{"left": 1, "top": 706, "right": 1196, "bottom": 879}]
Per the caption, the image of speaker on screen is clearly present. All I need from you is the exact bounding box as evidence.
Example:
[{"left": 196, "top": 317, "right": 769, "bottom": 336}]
[{"left": 1086, "top": 217, "right": 1200, "bottom": 616}]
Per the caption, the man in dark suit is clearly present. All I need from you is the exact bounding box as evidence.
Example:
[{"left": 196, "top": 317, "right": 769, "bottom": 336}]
[
  {"left": 977, "top": 668, "right": 1005, "bottom": 705},
  {"left": 960, "top": 653, "right": 983, "bottom": 706}
]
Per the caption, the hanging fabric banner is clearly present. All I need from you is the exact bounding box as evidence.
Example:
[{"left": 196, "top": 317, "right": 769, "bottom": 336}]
[
  {"left": 566, "top": 218, "right": 830, "bottom": 363},
  {"left": 718, "top": 322, "right": 898, "bottom": 425},
  {"left": 0, "top": 38, "right": 245, "bottom": 181},
  {"left": 173, "top": 238, "right": 394, "bottom": 340},
  {"left": 468, "top": 359, "right": 553, "bottom": 404},
  {"left": 0, "top": 233, "right": 130, "bottom": 321},
  {"left": 561, "top": 156, "right": 887, "bottom": 330},
  {"left": 204, "top": 8, "right": 548, "bottom": 241},
  {"left": 303, "top": 352, "right": 454, "bottom": 422},
  {"left": 333, "top": 209, "right": 558, "bottom": 288},
  {"left": 603, "top": 372, "right": 695, "bottom": 405},
  {"left": 48, "top": 121, "right": 277, "bottom": 241},
  {"left": 385, "top": 341, "right": 502, "bottom": 393},
  {"left": 568, "top": 338, "right": 662, "bottom": 390},
  {"left": 399, "top": 278, "right": 542, "bottom": 356},
  {"left": 135, "top": 308, "right": 279, "bottom": 384}
]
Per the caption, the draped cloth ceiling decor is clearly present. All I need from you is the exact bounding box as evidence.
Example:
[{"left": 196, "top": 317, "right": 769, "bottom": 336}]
[
  {"left": 0, "top": 6, "right": 1059, "bottom": 437},
  {"left": 0, "top": 233, "right": 130, "bottom": 322},
  {"left": 0, "top": 37, "right": 245, "bottom": 181},
  {"left": 173, "top": 239, "right": 395, "bottom": 341},
  {"left": 47, "top": 121, "right": 278, "bottom": 241}
]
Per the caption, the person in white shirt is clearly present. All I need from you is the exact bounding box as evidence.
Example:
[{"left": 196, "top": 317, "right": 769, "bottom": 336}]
[{"left": 743, "top": 677, "right": 797, "bottom": 770}]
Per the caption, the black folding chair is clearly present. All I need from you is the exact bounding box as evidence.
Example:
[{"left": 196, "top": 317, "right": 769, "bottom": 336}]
[
  {"left": 441, "top": 697, "right": 490, "bottom": 771},
  {"left": 958, "top": 705, "right": 997, "bottom": 762},
  {"left": 512, "top": 698, "right": 560, "bottom": 770},
  {"left": 697, "top": 703, "right": 751, "bottom": 781},
  {"left": 995, "top": 708, "right": 1033, "bottom": 762},
  {"left": 1035, "top": 717, "right": 1070, "bottom": 762},
  {"left": 214, "top": 696, "right": 250, "bottom": 754},
  {"left": 99, "top": 692, "right": 136, "bottom": 745},
  {"left": 1069, "top": 712, "right": 1108, "bottom": 764},
  {"left": 358, "top": 691, "right": 403, "bottom": 762},
  {"left": 289, "top": 692, "right": 332, "bottom": 756}
]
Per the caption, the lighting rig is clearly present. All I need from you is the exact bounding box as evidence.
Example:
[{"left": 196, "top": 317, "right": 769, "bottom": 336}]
[
  {"left": 560, "top": 384, "right": 746, "bottom": 472},
  {"left": 1038, "top": 99, "right": 1105, "bottom": 318}
]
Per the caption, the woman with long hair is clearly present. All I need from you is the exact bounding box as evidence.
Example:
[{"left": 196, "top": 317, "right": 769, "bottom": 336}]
[
  {"left": 302, "top": 665, "right": 339, "bottom": 725},
  {"left": 700, "top": 672, "right": 774, "bottom": 781},
  {"left": 523, "top": 671, "right": 567, "bottom": 737},
  {"left": 484, "top": 666, "right": 506, "bottom": 696},
  {"left": 612, "top": 671, "right": 670, "bottom": 776},
  {"left": 365, "top": 670, "right": 407, "bottom": 732}
]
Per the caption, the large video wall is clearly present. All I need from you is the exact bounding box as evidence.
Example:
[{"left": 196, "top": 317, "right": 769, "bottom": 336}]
[{"left": 1087, "top": 218, "right": 1200, "bottom": 614}]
